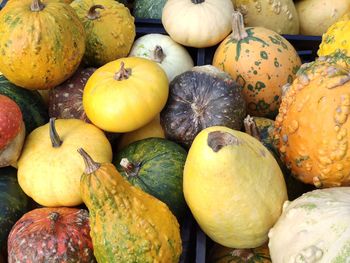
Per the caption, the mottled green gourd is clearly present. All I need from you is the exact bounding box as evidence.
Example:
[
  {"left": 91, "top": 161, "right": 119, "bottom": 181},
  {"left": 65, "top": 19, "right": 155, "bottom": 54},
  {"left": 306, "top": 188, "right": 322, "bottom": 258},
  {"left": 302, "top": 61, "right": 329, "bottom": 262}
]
[
  {"left": 133, "top": 0, "right": 167, "bottom": 19},
  {"left": 78, "top": 148, "right": 182, "bottom": 263}
]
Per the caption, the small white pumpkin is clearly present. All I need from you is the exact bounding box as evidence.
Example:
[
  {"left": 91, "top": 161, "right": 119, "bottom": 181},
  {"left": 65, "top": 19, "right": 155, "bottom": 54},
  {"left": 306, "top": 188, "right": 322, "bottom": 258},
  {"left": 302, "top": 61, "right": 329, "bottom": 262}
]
[
  {"left": 129, "top": 33, "right": 194, "bottom": 82},
  {"left": 162, "top": 0, "right": 234, "bottom": 48},
  {"left": 269, "top": 187, "right": 350, "bottom": 262}
]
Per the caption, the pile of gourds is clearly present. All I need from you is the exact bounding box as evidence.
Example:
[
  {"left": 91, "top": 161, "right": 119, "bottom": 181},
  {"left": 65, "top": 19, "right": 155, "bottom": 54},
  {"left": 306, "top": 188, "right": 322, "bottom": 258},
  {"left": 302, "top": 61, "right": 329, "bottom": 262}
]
[{"left": 1, "top": 0, "right": 350, "bottom": 262}]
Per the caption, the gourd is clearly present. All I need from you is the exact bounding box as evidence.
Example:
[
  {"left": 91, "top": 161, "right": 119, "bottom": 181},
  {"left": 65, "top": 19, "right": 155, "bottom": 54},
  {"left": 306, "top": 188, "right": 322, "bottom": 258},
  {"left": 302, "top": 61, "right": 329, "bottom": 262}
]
[
  {"left": 133, "top": 0, "right": 166, "bottom": 19},
  {"left": 162, "top": 0, "right": 234, "bottom": 48},
  {"left": 296, "top": 0, "right": 350, "bottom": 36},
  {"left": 0, "top": 0, "right": 85, "bottom": 90},
  {"left": 160, "top": 65, "right": 246, "bottom": 148},
  {"left": 213, "top": 11, "right": 301, "bottom": 118},
  {"left": 0, "top": 95, "right": 25, "bottom": 168},
  {"left": 129, "top": 33, "right": 194, "bottom": 82},
  {"left": 83, "top": 57, "right": 169, "bottom": 133},
  {"left": 274, "top": 58, "right": 350, "bottom": 187},
  {"left": 233, "top": 0, "right": 299, "bottom": 34},
  {"left": 114, "top": 137, "right": 188, "bottom": 220},
  {"left": 268, "top": 187, "right": 350, "bottom": 263},
  {"left": 49, "top": 67, "right": 96, "bottom": 121},
  {"left": 78, "top": 148, "right": 182, "bottom": 262},
  {"left": 17, "top": 118, "right": 112, "bottom": 206},
  {"left": 183, "top": 126, "right": 287, "bottom": 248},
  {"left": 8, "top": 207, "right": 95, "bottom": 263},
  {"left": 71, "top": 0, "right": 135, "bottom": 67}
]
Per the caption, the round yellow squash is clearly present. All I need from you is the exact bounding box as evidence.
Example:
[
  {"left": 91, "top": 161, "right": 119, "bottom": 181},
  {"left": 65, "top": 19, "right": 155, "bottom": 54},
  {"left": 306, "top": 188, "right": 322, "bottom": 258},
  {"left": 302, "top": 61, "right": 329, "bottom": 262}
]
[
  {"left": 183, "top": 126, "right": 287, "bottom": 248},
  {"left": 17, "top": 118, "right": 112, "bottom": 207},
  {"left": 83, "top": 57, "right": 169, "bottom": 133}
]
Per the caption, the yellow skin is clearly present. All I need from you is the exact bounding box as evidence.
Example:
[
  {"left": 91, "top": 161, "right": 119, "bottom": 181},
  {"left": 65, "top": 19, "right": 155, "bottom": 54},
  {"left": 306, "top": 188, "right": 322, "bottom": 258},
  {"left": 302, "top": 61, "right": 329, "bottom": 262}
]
[
  {"left": 17, "top": 119, "right": 112, "bottom": 207},
  {"left": 83, "top": 57, "right": 169, "bottom": 133},
  {"left": 183, "top": 126, "right": 287, "bottom": 248},
  {"left": 0, "top": 0, "right": 85, "bottom": 90}
]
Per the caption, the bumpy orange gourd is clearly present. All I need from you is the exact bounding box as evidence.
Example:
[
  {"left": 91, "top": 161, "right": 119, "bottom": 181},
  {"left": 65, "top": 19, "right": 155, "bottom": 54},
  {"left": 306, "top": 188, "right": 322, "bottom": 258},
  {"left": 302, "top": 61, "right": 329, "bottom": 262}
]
[
  {"left": 274, "top": 56, "right": 350, "bottom": 187},
  {"left": 0, "top": 0, "right": 85, "bottom": 90},
  {"left": 213, "top": 11, "right": 301, "bottom": 118}
]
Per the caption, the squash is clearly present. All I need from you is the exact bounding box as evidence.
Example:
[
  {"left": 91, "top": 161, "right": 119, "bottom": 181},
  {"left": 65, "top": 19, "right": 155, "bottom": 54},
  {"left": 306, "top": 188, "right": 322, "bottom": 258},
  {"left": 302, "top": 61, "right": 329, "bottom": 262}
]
[
  {"left": 183, "top": 126, "right": 287, "bottom": 248},
  {"left": 83, "top": 57, "right": 169, "bottom": 133},
  {"left": 213, "top": 11, "right": 301, "bottom": 118},
  {"left": 116, "top": 114, "right": 165, "bottom": 151},
  {"left": 17, "top": 118, "right": 112, "bottom": 207},
  {"left": 133, "top": 0, "right": 166, "bottom": 19},
  {"left": 162, "top": 0, "right": 234, "bottom": 48},
  {"left": 0, "top": 75, "right": 48, "bottom": 134},
  {"left": 274, "top": 57, "right": 350, "bottom": 187},
  {"left": 49, "top": 67, "right": 96, "bottom": 122},
  {"left": 233, "top": 0, "right": 299, "bottom": 35},
  {"left": 0, "top": 0, "right": 85, "bottom": 90},
  {"left": 0, "top": 95, "right": 25, "bottom": 168},
  {"left": 0, "top": 167, "right": 29, "bottom": 249},
  {"left": 160, "top": 65, "right": 246, "bottom": 148},
  {"left": 78, "top": 148, "right": 182, "bottom": 262},
  {"left": 318, "top": 14, "right": 350, "bottom": 57},
  {"left": 268, "top": 187, "right": 350, "bottom": 263},
  {"left": 71, "top": 0, "right": 135, "bottom": 67},
  {"left": 114, "top": 137, "right": 188, "bottom": 220},
  {"left": 296, "top": 0, "right": 350, "bottom": 36},
  {"left": 207, "top": 242, "right": 271, "bottom": 263},
  {"left": 8, "top": 207, "right": 95, "bottom": 263},
  {"left": 129, "top": 33, "right": 194, "bottom": 82}
]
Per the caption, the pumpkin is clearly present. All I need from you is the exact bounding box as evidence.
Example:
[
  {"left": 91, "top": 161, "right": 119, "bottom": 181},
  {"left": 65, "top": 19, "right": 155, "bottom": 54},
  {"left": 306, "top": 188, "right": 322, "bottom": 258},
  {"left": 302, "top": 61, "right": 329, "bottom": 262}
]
[
  {"left": 116, "top": 114, "right": 165, "bottom": 151},
  {"left": 133, "top": 0, "right": 166, "bottom": 19},
  {"left": 0, "top": 167, "right": 29, "bottom": 248},
  {"left": 318, "top": 14, "right": 350, "bottom": 57},
  {"left": 78, "top": 148, "right": 182, "bottom": 262},
  {"left": 233, "top": 0, "right": 299, "bottom": 35},
  {"left": 129, "top": 33, "right": 194, "bottom": 82},
  {"left": 268, "top": 187, "right": 350, "bottom": 262},
  {"left": 49, "top": 67, "right": 96, "bottom": 121},
  {"left": 0, "top": 0, "right": 85, "bottom": 90},
  {"left": 295, "top": 0, "right": 350, "bottom": 36},
  {"left": 71, "top": 0, "right": 135, "bottom": 67},
  {"left": 114, "top": 137, "right": 188, "bottom": 220},
  {"left": 0, "top": 95, "right": 25, "bottom": 168},
  {"left": 162, "top": 0, "right": 234, "bottom": 48},
  {"left": 160, "top": 65, "right": 246, "bottom": 148},
  {"left": 8, "top": 207, "right": 95, "bottom": 263},
  {"left": 207, "top": 242, "right": 271, "bottom": 263},
  {"left": 274, "top": 57, "right": 350, "bottom": 187},
  {"left": 183, "top": 126, "right": 287, "bottom": 248},
  {"left": 83, "top": 57, "right": 169, "bottom": 133},
  {"left": 0, "top": 75, "right": 48, "bottom": 135},
  {"left": 212, "top": 11, "right": 301, "bottom": 118},
  {"left": 17, "top": 118, "right": 112, "bottom": 207}
]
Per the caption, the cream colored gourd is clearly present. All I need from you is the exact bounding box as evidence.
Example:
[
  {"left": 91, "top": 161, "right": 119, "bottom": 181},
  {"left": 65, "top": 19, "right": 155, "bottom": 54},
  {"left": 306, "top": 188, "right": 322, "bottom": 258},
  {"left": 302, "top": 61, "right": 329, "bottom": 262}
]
[
  {"left": 183, "top": 126, "right": 287, "bottom": 248},
  {"left": 129, "top": 33, "right": 194, "bottom": 82},
  {"left": 162, "top": 0, "right": 234, "bottom": 48},
  {"left": 233, "top": 0, "right": 299, "bottom": 34},
  {"left": 269, "top": 187, "right": 350, "bottom": 262},
  {"left": 296, "top": 0, "right": 350, "bottom": 36}
]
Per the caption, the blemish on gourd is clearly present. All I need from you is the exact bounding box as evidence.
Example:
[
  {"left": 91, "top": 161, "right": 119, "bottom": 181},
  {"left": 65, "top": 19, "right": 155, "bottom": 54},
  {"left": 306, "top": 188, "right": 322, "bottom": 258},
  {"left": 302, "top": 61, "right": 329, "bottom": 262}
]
[
  {"left": 207, "top": 131, "right": 241, "bottom": 152},
  {"left": 260, "top": 51, "right": 268, "bottom": 60}
]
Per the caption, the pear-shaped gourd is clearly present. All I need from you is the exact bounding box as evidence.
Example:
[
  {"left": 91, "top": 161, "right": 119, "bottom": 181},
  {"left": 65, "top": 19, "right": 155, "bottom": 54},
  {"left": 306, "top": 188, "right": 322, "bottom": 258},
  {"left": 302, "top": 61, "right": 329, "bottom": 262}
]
[{"left": 78, "top": 148, "right": 182, "bottom": 263}]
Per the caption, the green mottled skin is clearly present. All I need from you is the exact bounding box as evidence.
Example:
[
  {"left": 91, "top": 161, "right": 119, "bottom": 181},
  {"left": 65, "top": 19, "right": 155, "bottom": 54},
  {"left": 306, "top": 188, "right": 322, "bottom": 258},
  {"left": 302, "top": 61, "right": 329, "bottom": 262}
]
[
  {"left": 133, "top": 0, "right": 167, "bottom": 19},
  {"left": 114, "top": 137, "right": 188, "bottom": 220},
  {"left": 0, "top": 167, "right": 29, "bottom": 248},
  {"left": 0, "top": 75, "right": 48, "bottom": 134}
]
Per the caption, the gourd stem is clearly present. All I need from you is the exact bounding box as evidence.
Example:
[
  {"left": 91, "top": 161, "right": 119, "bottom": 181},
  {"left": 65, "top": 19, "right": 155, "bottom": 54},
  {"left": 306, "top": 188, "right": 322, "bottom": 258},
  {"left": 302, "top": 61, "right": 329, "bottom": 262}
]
[
  {"left": 30, "top": 0, "right": 45, "bottom": 12},
  {"left": 231, "top": 11, "right": 248, "bottom": 41},
  {"left": 49, "top": 118, "right": 62, "bottom": 148},
  {"left": 49, "top": 212, "right": 60, "bottom": 222},
  {"left": 153, "top": 46, "right": 166, "bottom": 63},
  {"left": 87, "top": 5, "right": 105, "bottom": 20},
  {"left": 114, "top": 62, "right": 132, "bottom": 81},
  {"left": 120, "top": 158, "right": 140, "bottom": 177},
  {"left": 191, "top": 0, "right": 205, "bottom": 3},
  {"left": 243, "top": 115, "right": 261, "bottom": 141},
  {"left": 207, "top": 131, "right": 240, "bottom": 152},
  {"left": 77, "top": 148, "right": 101, "bottom": 174}
]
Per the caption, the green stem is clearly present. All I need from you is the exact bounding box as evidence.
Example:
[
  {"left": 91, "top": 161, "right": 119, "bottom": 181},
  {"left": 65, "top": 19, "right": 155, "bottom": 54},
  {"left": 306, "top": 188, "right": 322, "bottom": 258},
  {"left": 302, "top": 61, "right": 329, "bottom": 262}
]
[
  {"left": 49, "top": 118, "right": 62, "bottom": 148},
  {"left": 77, "top": 148, "right": 101, "bottom": 174},
  {"left": 231, "top": 11, "right": 248, "bottom": 41},
  {"left": 87, "top": 5, "right": 105, "bottom": 20},
  {"left": 30, "top": 0, "right": 45, "bottom": 12}
]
